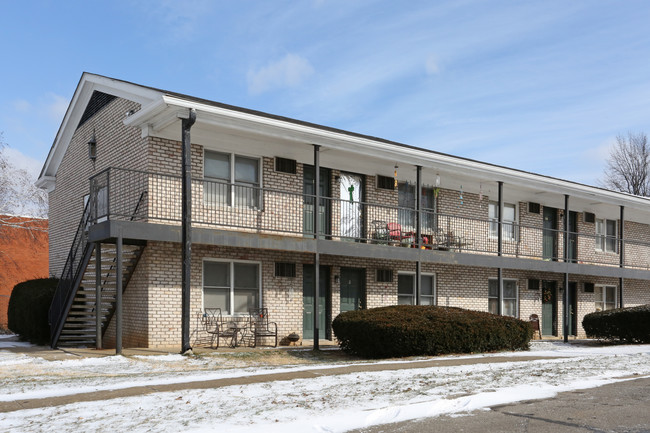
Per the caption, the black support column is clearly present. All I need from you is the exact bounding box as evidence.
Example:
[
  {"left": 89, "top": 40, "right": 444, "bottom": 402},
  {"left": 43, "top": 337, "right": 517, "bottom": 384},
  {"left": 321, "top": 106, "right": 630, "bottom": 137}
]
[
  {"left": 415, "top": 165, "right": 422, "bottom": 305},
  {"left": 497, "top": 181, "right": 503, "bottom": 315},
  {"left": 181, "top": 108, "right": 196, "bottom": 354},
  {"left": 116, "top": 235, "right": 123, "bottom": 355},
  {"left": 313, "top": 144, "right": 321, "bottom": 350},
  {"left": 95, "top": 242, "right": 102, "bottom": 350},
  {"left": 563, "top": 194, "right": 570, "bottom": 343},
  {"left": 620, "top": 205, "right": 625, "bottom": 308}
]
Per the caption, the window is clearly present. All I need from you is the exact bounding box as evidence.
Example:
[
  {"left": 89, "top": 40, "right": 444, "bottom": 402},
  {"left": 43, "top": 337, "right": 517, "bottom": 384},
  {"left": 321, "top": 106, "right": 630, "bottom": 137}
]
[
  {"left": 203, "top": 260, "right": 260, "bottom": 315},
  {"left": 204, "top": 150, "right": 260, "bottom": 207},
  {"left": 488, "top": 279, "right": 518, "bottom": 317},
  {"left": 489, "top": 202, "right": 516, "bottom": 241},
  {"left": 594, "top": 285, "right": 616, "bottom": 311},
  {"left": 397, "top": 273, "right": 436, "bottom": 305},
  {"left": 595, "top": 219, "right": 618, "bottom": 253},
  {"left": 398, "top": 182, "right": 436, "bottom": 232}
]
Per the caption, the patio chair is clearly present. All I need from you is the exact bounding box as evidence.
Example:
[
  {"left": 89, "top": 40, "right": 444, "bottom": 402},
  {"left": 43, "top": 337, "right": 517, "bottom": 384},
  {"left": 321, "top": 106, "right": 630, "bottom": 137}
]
[
  {"left": 202, "top": 308, "right": 223, "bottom": 349},
  {"left": 387, "top": 223, "right": 411, "bottom": 245},
  {"left": 529, "top": 314, "right": 542, "bottom": 340},
  {"left": 248, "top": 308, "right": 278, "bottom": 347}
]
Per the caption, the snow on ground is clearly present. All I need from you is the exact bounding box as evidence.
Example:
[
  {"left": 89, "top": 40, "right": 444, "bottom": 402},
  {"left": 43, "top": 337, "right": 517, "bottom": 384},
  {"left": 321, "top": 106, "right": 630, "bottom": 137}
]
[{"left": 0, "top": 340, "right": 649, "bottom": 432}]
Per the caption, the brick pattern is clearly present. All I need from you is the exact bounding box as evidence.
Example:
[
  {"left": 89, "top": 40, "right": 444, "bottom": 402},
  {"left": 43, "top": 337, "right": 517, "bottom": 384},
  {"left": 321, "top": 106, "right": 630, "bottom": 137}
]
[{"left": 49, "top": 97, "right": 146, "bottom": 276}]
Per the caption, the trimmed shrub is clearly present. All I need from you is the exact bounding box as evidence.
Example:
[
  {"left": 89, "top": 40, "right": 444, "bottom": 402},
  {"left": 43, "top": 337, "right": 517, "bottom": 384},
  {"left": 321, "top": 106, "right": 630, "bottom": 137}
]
[
  {"left": 7, "top": 278, "right": 59, "bottom": 345},
  {"left": 582, "top": 304, "right": 650, "bottom": 343},
  {"left": 332, "top": 305, "right": 532, "bottom": 358}
]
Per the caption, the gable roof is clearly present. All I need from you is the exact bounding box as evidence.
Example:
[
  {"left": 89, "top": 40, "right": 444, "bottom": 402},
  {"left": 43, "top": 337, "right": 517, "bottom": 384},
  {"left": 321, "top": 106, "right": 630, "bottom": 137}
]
[{"left": 37, "top": 72, "right": 650, "bottom": 214}]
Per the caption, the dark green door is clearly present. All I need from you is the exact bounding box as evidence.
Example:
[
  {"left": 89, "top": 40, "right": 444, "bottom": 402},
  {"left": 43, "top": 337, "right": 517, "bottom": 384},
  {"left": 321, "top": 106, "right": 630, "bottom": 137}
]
[
  {"left": 543, "top": 207, "right": 558, "bottom": 261},
  {"left": 568, "top": 211, "right": 578, "bottom": 263},
  {"left": 303, "top": 265, "right": 329, "bottom": 339},
  {"left": 542, "top": 281, "right": 557, "bottom": 336},
  {"left": 303, "top": 166, "right": 331, "bottom": 238},
  {"left": 568, "top": 282, "right": 577, "bottom": 336},
  {"left": 340, "top": 267, "right": 365, "bottom": 312}
]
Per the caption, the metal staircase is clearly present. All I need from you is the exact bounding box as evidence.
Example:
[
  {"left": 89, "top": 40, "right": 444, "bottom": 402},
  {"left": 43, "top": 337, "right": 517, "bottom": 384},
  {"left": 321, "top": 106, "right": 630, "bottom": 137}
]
[
  {"left": 49, "top": 200, "right": 146, "bottom": 348},
  {"left": 55, "top": 243, "right": 144, "bottom": 347}
]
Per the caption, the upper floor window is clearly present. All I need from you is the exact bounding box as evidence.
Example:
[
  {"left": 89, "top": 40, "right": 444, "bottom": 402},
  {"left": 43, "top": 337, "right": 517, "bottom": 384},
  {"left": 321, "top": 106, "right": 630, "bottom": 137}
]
[
  {"left": 595, "top": 219, "right": 617, "bottom": 253},
  {"left": 594, "top": 285, "right": 616, "bottom": 311},
  {"left": 489, "top": 202, "right": 516, "bottom": 241},
  {"left": 204, "top": 150, "right": 260, "bottom": 208},
  {"left": 397, "top": 182, "right": 436, "bottom": 232},
  {"left": 488, "top": 278, "right": 518, "bottom": 317},
  {"left": 203, "top": 260, "right": 260, "bottom": 315},
  {"left": 397, "top": 273, "right": 436, "bottom": 305}
]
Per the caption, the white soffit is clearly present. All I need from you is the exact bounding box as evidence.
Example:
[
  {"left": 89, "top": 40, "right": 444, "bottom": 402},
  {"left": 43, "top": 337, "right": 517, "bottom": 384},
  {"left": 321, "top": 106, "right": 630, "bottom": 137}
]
[
  {"left": 137, "top": 95, "right": 650, "bottom": 213},
  {"left": 37, "top": 73, "right": 162, "bottom": 189}
]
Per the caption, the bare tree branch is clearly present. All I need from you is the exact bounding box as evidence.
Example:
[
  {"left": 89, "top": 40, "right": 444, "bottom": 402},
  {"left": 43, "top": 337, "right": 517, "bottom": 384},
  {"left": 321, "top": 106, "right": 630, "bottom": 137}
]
[
  {"left": 600, "top": 132, "right": 650, "bottom": 197},
  {"left": 0, "top": 132, "right": 48, "bottom": 220}
]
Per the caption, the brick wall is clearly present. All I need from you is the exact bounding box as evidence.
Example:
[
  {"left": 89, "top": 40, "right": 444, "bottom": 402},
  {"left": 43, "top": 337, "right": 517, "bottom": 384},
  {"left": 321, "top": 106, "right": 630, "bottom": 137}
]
[{"left": 49, "top": 97, "right": 146, "bottom": 276}]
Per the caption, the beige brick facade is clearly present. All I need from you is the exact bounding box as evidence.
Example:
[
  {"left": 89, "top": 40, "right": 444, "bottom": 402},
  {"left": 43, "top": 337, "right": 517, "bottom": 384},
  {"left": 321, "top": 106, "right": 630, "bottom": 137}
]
[{"left": 45, "top": 80, "right": 650, "bottom": 349}]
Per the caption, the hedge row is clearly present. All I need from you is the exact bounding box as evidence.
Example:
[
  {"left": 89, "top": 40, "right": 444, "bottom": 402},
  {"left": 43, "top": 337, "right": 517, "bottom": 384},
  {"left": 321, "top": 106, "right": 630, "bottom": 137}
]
[
  {"left": 582, "top": 304, "right": 650, "bottom": 343},
  {"left": 7, "top": 278, "right": 59, "bottom": 345},
  {"left": 332, "top": 305, "right": 532, "bottom": 358}
]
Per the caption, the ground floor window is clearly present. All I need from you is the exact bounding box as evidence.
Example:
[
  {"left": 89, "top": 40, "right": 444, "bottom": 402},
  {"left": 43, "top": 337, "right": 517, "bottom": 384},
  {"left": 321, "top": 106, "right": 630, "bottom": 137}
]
[
  {"left": 594, "top": 285, "right": 616, "bottom": 311},
  {"left": 488, "top": 279, "right": 518, "bottom": 317},
  {"left": 203, "top": 260, "right": 260, "bottom": 315},
  {"left": 397, "top": 273, "right": 436, "bottom": 305}
]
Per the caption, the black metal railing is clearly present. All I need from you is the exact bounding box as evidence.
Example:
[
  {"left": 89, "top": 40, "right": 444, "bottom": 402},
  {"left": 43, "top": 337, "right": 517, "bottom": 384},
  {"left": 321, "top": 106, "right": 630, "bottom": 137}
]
[
  {"left": 87, "top": 167, "right": 650, "bottom": 270},
  {"left": 49, "top": 200, "right": 93, "bottom": 345}
]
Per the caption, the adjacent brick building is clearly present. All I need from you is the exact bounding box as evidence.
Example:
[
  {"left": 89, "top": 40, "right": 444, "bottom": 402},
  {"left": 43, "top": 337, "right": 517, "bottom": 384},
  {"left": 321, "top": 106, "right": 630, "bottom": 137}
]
[
  {"left": 37, "top": 73, "right": 650, "bottom": 349},
  {"left": 0, "top": 216, "right": 49, "bottom": 328}
]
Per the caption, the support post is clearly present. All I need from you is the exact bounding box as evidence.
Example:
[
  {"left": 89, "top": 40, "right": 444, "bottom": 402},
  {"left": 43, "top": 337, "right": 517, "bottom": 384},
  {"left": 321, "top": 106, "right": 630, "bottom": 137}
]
[
  {"left": 116, "top": 235, "right": 123, "bottom": 355},
  {"left": 181, "top": 108, "right": 196, "bottom": 354},
  {"left": 620, "top": 205, "right": 625, "bottom": 308},
  {"left": 95, "top": 242, "right": 102, "bottom": 350},
  {"left": 313, "top": 144, "right": 321, "bottom": 350},
  {"left": 563, "top": 194, "right": 570, "bottom": 343},
  {"left": 415, "top": 165, "right": 422, "bottom": 305},
  {"left": 497, "top": 181, "right": 503, "bottom": 315}
]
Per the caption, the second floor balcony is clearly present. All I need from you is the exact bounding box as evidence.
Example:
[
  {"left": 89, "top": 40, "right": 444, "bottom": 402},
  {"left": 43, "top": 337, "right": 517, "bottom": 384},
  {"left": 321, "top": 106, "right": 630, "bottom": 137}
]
[{"left": 88, "top": 167, "right": 650, "bottom": 271}]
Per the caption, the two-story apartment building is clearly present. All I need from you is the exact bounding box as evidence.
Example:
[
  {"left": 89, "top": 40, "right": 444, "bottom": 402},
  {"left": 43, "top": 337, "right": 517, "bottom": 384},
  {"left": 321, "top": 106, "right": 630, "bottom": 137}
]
[{"left": 37, "top": 73, "right": 650, "bottom": 349}]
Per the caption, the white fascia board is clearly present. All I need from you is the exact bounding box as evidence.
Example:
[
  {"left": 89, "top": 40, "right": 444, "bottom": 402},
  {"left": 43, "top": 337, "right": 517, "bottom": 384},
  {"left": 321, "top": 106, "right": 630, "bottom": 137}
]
[
  {"left": 37, "top": 73, "right": 162, "bottom": 186},
  {"left": 157, "top": 95, "right": 650, "bottom": 212},
  {"left": 34, "top": 175, "right": 56, "bottom": 193}
]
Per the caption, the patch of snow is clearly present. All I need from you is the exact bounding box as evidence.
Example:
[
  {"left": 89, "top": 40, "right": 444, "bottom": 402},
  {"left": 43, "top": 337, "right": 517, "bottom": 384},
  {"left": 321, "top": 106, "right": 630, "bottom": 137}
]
[{"left": 0, "top": 343, "right": 649, "bottom": 432}]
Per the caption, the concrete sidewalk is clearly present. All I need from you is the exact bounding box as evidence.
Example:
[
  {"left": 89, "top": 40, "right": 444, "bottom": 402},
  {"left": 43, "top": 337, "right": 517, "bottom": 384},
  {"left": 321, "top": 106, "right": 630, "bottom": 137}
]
[
  {"left": 0, "top": 336, "right": 567, "bottom": 414},
  {"left": 351, "top": 376, "right": 650, "bottom": 433}
]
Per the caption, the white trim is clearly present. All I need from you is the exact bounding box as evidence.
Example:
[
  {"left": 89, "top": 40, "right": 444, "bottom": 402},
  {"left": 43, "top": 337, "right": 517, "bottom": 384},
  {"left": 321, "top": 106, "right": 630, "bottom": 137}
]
[
  {"left": 488, "top": 201, "right": 518, "bottom": 241},
  {"left": 488, "top": 277, "right": 519, "bottom": 318},
  {"left": 397, "top": 272, "right": 436, "bottom": 305},
  {"left": 594, "top": 284, "right": 617, "bottom": 311},
  {"left": 202, "top": 258, "right": 262, "bottom": 316}
]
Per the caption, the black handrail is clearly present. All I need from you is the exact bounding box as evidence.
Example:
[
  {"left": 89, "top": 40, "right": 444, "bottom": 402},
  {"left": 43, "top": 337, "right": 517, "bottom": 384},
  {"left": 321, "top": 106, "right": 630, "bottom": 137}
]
[{"left": 48, "top": 200, "right": 93, "bottom": 347}]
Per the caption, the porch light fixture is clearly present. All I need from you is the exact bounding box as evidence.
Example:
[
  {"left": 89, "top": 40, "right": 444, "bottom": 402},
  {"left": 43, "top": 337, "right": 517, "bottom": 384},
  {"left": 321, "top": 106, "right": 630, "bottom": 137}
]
[
  {"left": 334, "top": 274, "right": 340, "bottom": 284},
  {"left": 88, "top": 130, "right": 97, "bottom": 161}
]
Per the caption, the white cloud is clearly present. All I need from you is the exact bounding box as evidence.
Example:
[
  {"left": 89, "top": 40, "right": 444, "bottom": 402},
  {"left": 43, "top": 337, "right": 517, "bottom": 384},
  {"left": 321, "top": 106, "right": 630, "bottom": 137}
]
[
  {"left": 247, "top": 54, "right": 315, "bottom": 95},
  {"left": 425, "top": 55, "right": 439, "bottom": 75},
  {"left": 13, "top": 99, "right": 31, "bottom": 112},
  {"left": 4, "top": 146, "right": 43, "bottom": 181},
  {"left": 44, "top": 93, "right": 69, "bottom": 122}
]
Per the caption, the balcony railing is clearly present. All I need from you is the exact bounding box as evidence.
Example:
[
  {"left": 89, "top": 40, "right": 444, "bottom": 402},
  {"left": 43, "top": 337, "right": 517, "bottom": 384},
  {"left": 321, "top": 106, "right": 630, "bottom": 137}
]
[{"left": 89, "top": 167, "right": 650, "bottom": 270}]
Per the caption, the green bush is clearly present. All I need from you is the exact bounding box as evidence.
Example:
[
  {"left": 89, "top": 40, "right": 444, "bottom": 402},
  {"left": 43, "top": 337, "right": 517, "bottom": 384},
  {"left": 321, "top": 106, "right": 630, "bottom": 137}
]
[
  {"left": 332, "top": 305, "right": 532, "bottom": 358},
  {"left": 7, "top": 278, "right": 59, "bottom": 345},
  {"left": 582, "top": 304, "right": 650, "bottom": 343}
]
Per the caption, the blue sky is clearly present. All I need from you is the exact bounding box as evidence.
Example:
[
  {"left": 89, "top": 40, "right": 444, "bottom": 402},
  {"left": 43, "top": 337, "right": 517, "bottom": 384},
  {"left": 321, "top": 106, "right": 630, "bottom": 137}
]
[{"left": 1, "top": 0, "right": 650, "bottom": 186}]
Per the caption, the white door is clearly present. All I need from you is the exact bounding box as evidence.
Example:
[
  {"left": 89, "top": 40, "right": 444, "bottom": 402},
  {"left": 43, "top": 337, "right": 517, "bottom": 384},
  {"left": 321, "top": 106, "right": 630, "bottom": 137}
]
[{"left": 340, "top": 173, "right": 362, "bottom": 240}]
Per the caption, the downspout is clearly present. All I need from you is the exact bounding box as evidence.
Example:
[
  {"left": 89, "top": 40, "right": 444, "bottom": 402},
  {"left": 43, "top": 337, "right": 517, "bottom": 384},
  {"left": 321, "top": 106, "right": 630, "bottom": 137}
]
[
  {"left": 563, "top": 194, "right": 569, "bottom": 343},
  {"left": 619, "top": 205, "right": 624, "bottom": 308},
  {"left": 497, "top": 181, "right": 503, "bottom": 316},
  {"left": 313, "top": 144, "right": 321, "bottom": 351},
  {"left": 181, "top": 108, "right": 197, "bottom": 354}
]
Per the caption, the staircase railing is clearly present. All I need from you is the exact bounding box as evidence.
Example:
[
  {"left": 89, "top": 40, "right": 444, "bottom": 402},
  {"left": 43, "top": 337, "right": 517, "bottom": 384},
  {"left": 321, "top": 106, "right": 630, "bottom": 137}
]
[{"left": 49, "top": 200, "right": 94, "bottom": 347}]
